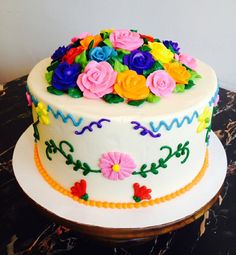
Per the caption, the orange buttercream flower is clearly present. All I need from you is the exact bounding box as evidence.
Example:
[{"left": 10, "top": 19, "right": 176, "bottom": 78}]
[
  {"left": 164, "top": 62, "right": 191, "bottom": 84},
  {"left": 80, "top": 34, "right": 103, "bottom": 49},
  {"left": 114, "top": 70, "right": 150, "bottom": 100}
]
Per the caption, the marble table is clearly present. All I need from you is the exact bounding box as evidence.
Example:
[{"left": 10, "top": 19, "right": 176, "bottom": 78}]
[{"left": 0, "top": 77, "right": 235, "bottom": 255}]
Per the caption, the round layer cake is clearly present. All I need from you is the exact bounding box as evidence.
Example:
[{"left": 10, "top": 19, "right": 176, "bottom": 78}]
[{"left": 27, "top": 29, "right": 218, "bottom": 209}]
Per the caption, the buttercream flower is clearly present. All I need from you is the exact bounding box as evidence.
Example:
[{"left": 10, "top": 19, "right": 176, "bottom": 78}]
[
  {"left": 146, "top": 70, "right": 176, "bottom": 97},
  {"left": 70, "top": 179, "right": 88, "bottom": 201},
  {"left": 77, "top": 61, "right": 117, "bottom": 99},
  {"left": 99, "top": 152, "right": 136, "bottom": 180},
  {"left": 35, "top": 102, "right": 50, "bottom": 125},
  {"left": 164, "top": 62, "right": 191, "bottom": 84},
  {"left": 80, "top": 34, "right": 103, "bottom": 49},
  {"left": 148, "top": 42, "right": 174, "bottom": 63},
  {"left": 133, "top": 183, "right": 152, "bottom": 202},
  {"left": 163, "top": 40, "right": 180, "bottom": 54},
  {"left": 197, "top": 106, "right": 212, "bottom": 133},
  {"left": 51, "top": 46, "right": 67, "bottom": 61},
  {"left": 213, "top": 95, "right": 220, "bottom": 107},
  {"left": 114, "top": 70, "right": 150, "bottom": 100},
  {"left": 140, "top": 34, "right": 154, "bottom": 42},
  {"left": 110, "top": 29, "right": 143, "bottom": 51},
  {"left": 177, "top": 53, "right": 197, "bottom": 71},
  {"left": 123, "top": 50, "right": 155, "bottom": 74},
  {"left": 52, "top": 62, "right": 81, "bottom": 91},
  {"left": 25, "top": 91, "right": 32, "bottom": 106},
  {"left": 89, "top": 46, "right": 117, "bottom": 62},
  {"left": 62, "top": 46, "right": 84, "bottom": 64}
]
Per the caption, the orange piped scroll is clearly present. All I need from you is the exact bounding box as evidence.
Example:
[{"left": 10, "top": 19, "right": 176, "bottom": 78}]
[{"left": 34, "top": 144, "right": 208, "bottom": 209}]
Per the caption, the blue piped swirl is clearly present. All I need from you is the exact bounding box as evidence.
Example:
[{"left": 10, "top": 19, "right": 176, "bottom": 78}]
[{"left": 208, "top": 84, "right": 219, "bottom": 106}]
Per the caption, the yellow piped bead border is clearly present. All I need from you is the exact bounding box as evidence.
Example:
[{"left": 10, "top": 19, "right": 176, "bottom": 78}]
[{"left": 34, "top": 144, "right": 208, "bottom": 209}]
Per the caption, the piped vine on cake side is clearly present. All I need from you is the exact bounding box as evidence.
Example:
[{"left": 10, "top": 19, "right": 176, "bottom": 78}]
[{"left": 45, "top": 29, "right": 201, "bottom": 106}]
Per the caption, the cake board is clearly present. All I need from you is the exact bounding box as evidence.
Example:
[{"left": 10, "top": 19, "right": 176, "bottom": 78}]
[{"left": 13, "top": 125, "right": 227, "bottom": 243}]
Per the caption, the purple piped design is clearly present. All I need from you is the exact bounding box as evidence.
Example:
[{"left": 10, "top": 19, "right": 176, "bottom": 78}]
[
  {"left": 75, "top": 118, "right": 111, "bottom": 135},
  {"left": 131, "top": 121, "right": 161, "bottom": 138}
]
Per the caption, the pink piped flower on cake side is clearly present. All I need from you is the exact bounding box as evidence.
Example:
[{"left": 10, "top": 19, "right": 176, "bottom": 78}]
[
  {"left": 175, "top": 53, "right": 197, "bottom": 71},
  {"left": 25, "top": 91, "right": 32, "bottom": 107},
  {"left": 146, "top": 70, "right": 176, "bottom": 97},
  {"left": 99, "top": 152, "right": 137, "bottom": 180},
  {"left": 109, "top": 29, "right": 143, "bottom": 51},
  {"left": 77, "top": 61, "right": 117, "bottom": 99}
]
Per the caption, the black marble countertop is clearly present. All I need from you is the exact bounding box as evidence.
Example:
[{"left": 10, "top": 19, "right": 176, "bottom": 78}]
[{"left": 0, "top": 77, "right": 236, "bottom": 255}]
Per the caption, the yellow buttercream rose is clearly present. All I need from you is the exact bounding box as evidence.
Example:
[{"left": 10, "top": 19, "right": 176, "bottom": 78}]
[
  {"left": 148, "top": 42, "right": 174, "bottom": 63},
  {"left": 114, "top": 70, "right": 150, "bottom": 100},
  {"left": 164, "top": 62, "right": 191, "bottom": 84}
]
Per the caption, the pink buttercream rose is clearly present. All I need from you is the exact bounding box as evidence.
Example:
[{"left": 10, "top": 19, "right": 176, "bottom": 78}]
[
  {"left": 77, "top": 61, "right": 117, "bottom": 99},
  {"left": 176, "top": 53, "right": 197, "bottom": 70},
  {"left": 146, "top": 70, "right": 176, "bottom": 97},
  {"left": 110, "top": 29, "right": 143, "bottom": 51}
]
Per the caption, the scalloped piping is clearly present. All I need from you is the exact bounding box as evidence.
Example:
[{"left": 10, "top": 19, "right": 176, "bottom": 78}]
[{"left": 34, "top": 144, "right": 208, "bottom": 209}]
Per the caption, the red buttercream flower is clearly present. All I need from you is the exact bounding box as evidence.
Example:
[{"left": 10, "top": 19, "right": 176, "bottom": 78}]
[
  {"left": 133, "top": 183, "right": 152, "bottom": 202},
  {"left": 70, "top": 179, "right": 88, "bottom": 201},
  {"left": 62, "top": 46, "right": 84, "bottom": 64},
  {"left": 140, "top": 34, "right": 154, "bottom": 42}
]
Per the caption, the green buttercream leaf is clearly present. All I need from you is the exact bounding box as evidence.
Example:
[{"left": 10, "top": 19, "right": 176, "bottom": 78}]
[
  {"left": 73, "top": 39, "right": 81, "bottom": 47},
  {"left": 143, "top": 61, "right": 164, "bottom": 77},
  {"left": 75, "top": 50, "right": 88, "bottom": 69},
  {"left": 88, "top": 40, "right": 94, "bottom": 51},
  {"left": 185, "top": 80, "right": 195, "bottom": 90},
  {"left": 146, "top": 93, "right": 161, "bottom": 103},
  {"left": 143, "top": 38, "right": 148, "bottom": 44},
  {"left": 113, "top": 59, "right": 128, "bottom": 72},
  {"left": 68, "top": 88, "right": 83, "bottom": 98},
  {"left": 130, "top": 29, "right": 138, "bottom": 32},
  {"left": 103, "top": 93, "right": 124, "bottom": 104},
  {"left": 174, "top": 84, "right": 185, "bottom": 93},
  {"left": 133, "top": 196, "right": 141, "bottom": 202},
  {"left": 154, "top": 38, "right": 161, "bottom": 42},
  {"left": 47, "top": 61, "right": 59, "bottom": 72},
  {"left": 189, "top": 70, "right": 202, "bottom": 80},
  {"left": 116, "top": 49, "right": 130, "bottom": 55},
  {"left": 128, "top": 99, "right": 145, "bottom": 106},
  {"left": 45, "top": 71, "right": 53, "bottom": 84},
  {"left": 47, "top": 86, "right": 64, "bottom": 95},
  {"left": 139, "top": 45, "right": 151, "bottom": 52},
  {"left": 168, "top": 44, "right": 176, "bottom": 54},
  {"left": 81, "top": 193, "right": 89, "bottom": 201},
  {"left": 100, "top": 32, "right": 109, "bottom": 40},
  {"left": 103, "top": 38, "right": 113, "bottom": 48}
]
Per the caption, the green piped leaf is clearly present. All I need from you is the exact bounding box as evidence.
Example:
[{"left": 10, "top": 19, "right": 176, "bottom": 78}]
[
  {"left": 154, "top": 38, "right": 161, "bottom": 42},
  {"left": 75, "top": 50, "right": 88, "bottom": 69},
  {"left": 139, "top": 45, "right": 151, "bottom": 52},
  {"left": 113, "top": 60, "right": 128, "bottom": 72},
  {"left": 130, "top": 29, "right": 138, "bottom": 32},
  {"left": 88, "top": 40, "right": 94, "bottom": 51},
  {"left": 146, "top": 93, "right": 161, "bottom": 103},
  {"left": 185, "top": 80, "right": 195, "bottom": 90},
  {"left": 68, "top": 88, "right": 83, "bottom": 98},
  {"left": 189, "top": 70, "right": 202, "bottom": 80},
  {"left": 174, "top": 84, "right": 185, "bottom": 93},
  {"left": 81, "top": 193, "right": 89, "bottom": 201},
  {"left": 128, "top": 99, "right": 145, "bottom": 106},
  {"left": 47, "top": 86, "right": 64, "bottom": 95},
  {"left": 133, "top": 196, "right": 141, "bottom": 203},
  {"left": 143, "top": 61, "right": 164, "bottom": 77},
  {"left": 47, "top": 61, "right": 59, "bottom": 72},
  {"left": 103, "top": 93, "right": 124, "bottom": 104},
  {"left": 103, "top": 38, "right": 113, "bottom": 48},
  {"left": 116, "top": 49, "right": 130, "bottom": 55},
  {"left": 45, "top": 71, "right": 53, "bottom": 84}
]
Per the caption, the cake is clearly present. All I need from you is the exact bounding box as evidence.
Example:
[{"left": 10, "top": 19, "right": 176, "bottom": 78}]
[{"left": 26, "top": 29, "right": 218, "bottom": 209}]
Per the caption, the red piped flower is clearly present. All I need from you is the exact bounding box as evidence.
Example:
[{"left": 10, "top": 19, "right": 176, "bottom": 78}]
[
  {"left": 62, "top": 46, "right": 84, "bottom": 64},
  {"left": 140, "top": 34, "right": 154, "bottom": 42},
  {"left": 70, "top": 179, "right": 88, "bottom": 201},
  {"left": 133, "top": 183, "right": 152, "bottom": 202}
]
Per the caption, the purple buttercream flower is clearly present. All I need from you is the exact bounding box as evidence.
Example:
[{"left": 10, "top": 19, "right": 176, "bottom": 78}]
[
  {"left": 51, "top": 46, "right": 68, "bottom": 61},
  {"left": 52, "top": 62, "right": 81, "bottom": 91},
  {"left": 163, "top": 40, "right": 180, "bottom": 54},
  {"left": 123, "top": 50, "right": 155, "bottom": 74}
]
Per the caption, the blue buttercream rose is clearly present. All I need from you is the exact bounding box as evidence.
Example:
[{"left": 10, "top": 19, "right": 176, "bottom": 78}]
[
  {"left": 89, "top": 46, "right": 117, "bottom": 62},
  {"left": 51, "top": 46, "right": 68, "bottom": 61},
  {"left": 163, "top": 40, "right": 180, "bottom": 54},
  {"left": 52, "top": 62, "right": 81, "bottom": 91},
  {"left": 123, "top": 50, "right": 154, "bottom": 74}
]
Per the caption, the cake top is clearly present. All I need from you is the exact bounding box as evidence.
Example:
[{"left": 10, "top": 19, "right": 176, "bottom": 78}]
[{"left": 44, "top": 29, "right": 202, "bottom": 106}]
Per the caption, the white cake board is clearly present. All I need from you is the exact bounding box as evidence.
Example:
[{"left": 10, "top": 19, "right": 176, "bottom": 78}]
[{"left": 13, "top": 126, "right": 227, "bottom": 230}]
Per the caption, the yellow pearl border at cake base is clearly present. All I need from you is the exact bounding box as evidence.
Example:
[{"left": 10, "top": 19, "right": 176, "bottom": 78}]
[{"left": 34, "top": 144, "right": 208, "bottom": 209}]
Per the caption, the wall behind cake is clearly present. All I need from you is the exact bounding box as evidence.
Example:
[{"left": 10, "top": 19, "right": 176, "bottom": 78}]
[{"left": 0, "top": 0, "right": 235, "bottom": 91}]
